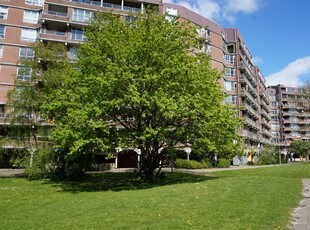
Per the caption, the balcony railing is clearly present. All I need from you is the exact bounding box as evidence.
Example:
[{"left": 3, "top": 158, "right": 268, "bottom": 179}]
[
  {"left": 261, "top": 110, "right": 271, "bottom": 121},
  {"left": 44, "top": 10, "right": 68, "bottom": 17},
  {"left": 241, "top": 130, "right": 259, "bottom": 140},
  {"left": 242, "top": 103, "right": 259, "bottom": 118},
  {"left": 241, "top": 74, "right": 258, "bottom": 98},
  {"left": 41, "top": 29, "right": 67, "bottom": 37},
  {"left": 243, "top": 116, "right": 259, "bottom": 129},
  {"left": 241, "top": 89, "right": 258, "bottom": 107},
  {"left": 65, "top": 0, "right": 141, "bottom": 13}
]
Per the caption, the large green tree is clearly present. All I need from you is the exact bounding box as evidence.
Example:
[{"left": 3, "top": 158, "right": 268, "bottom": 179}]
[
  {"left": 39, "top": 11, "right": 242, "bottom": 182},
  {"left": 5, "top": 10, "right": 242, "bottom": 181}
]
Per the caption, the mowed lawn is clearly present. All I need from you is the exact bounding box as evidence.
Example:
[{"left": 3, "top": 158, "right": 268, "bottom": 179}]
[{"left": 1, "top": 164, "right": 310, "bottom": 230}]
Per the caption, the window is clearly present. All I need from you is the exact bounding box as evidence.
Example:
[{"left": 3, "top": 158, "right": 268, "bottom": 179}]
[
  {"left": 202, "top": 43, "right": 211, "bottom": 54},
  {"left": 21, "top": 29, "right": 37, "bottom": 42},
  {"left": 271, "top": 124, "right": 280, "bottom": 129},
  {"left": 71, "top": 28, "right": 87, "bottom": 41},
  {"left": 0, "top": 45, "right": 3, "bottom": 58},
  {"left": 19, "top": 47, "right": 34, "bottom": 59},
  {"left": 291, "top": 132, "right": 301, "bottom": 138},
  {"left": 23, "top": 10, "right": 39, "bottom": 24},
  {"left": 0, "top": 25, "right": 5, "bottom": 38},
  {"left": 224, "top": 95, "right": 237, "bottom": 104},
  {"left": 291, "top": 124, "right": 299, "bottom": 130},
  {"left": 224, "top": 80, "right": 237, "bottom": 91},
  {"left": 271, "top": 116, "right": 279, "bottom": 121},
  {"left": 17, "top": 67, "right": 32, "bottom": 80},
  {"left": 224, "top": 68, "right": 235, "bottom": 77},
  {"left": 224, "top": 55, "right": 235, "bottom": 64},
  {"left": 197, "top": 28, "right": 211, "bottom": 39},
  {"left": 125, "top": 16, "right": 137, "bottom": 23},
  {"left": 25, "top": 0, "right": 44, "bottom": 6},
  {"left": 69, "top": 47, "right": 77, "bottom": 59},
  {"left": 72, "top": 9, "right": 93, "bottom": 23},
  {"left": 0, "top": 6, "right": 8, "bottom": 20},
  {"left": 166, "top": 7, "right": 178, "bottom": 16}
]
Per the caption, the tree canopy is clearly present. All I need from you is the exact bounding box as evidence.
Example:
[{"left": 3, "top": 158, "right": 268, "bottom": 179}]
[
  {"left": 6, "top": 10, "right": 242, "bottom": 182},
  {"left": 289, "top": 140, "right": 310, "bottom": 161}
]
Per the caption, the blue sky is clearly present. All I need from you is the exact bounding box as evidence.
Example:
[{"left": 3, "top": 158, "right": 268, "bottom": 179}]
[{"left": 164, "top": 0, "right": 310, "bottom": 87}]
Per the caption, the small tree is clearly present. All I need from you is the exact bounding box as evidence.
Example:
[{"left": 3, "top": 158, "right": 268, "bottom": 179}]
[
  {"left": 4, "top": 42, "right": 73, "bottom": 178},
  {"left": 289, "top": 140, "right": 310, "bottom": 161},
  {"left": 257, "top": 145, "right": 280, "bottom": 165}
]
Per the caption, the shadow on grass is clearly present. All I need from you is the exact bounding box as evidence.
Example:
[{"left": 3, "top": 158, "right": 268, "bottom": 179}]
[{"left": 45, "top": 172, "right": 218, "bottom": 193}]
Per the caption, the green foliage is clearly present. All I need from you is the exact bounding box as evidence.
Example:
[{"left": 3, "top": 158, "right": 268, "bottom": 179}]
[
  {"left": 174, "top": 159, "right": 209, "bottom": 169},
  {"left": 7, "top": 11, "right": 241, "bottom": 182},
  {"left": 257, "top": 145, "right": 280, "bottom": 165},
  {"left": 217, "top": 158, "right": 230, "bottom": 168},
  {"left": 247, "top": 161, "right": 255, "bottom": 166},
  {"left": 289, "top": 140, "right": 310, "bottom": 158}
]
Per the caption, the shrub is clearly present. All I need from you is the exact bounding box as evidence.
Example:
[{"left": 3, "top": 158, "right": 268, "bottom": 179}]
[
  {"left": 174, "top": 159, "right": 209, "bottom": 169},
  {"left": 247, "top": 161, "right": 255, "bottom": 166},
  {"left": 257, "top": 145, "right": 280, "bottom": 165},
  {"left": 217, "top": 159, "right": 230, "bottom": 168}
]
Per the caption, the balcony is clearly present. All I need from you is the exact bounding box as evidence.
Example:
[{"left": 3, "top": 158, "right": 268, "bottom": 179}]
[
  {"left": 283, "top": 118, "right": 299, "bottom": 124},
  {"left": 239, "top": 61, "right": 257, "bottom": 86},
  {"left": 261, "top": 100, "right": 270, "bottom": 113},
  {"left": 64, "top": 0, "right": 141, "bottom": 13},
  {"left": 262, "top": 129, "right": 272, "bottom": 138},
  {"left": 261, "top": 119, "right": 271, "bottom": 129},
  {"left": 243, "top": 116, "right": 259, "bottom": 130},
  {"left": 241, "top": 130, "right": 259, "bottom": 141},
  {"left": 39, "top": 29, "right": 68, "bottom": 42},
  {"left": 240, "top": 74, "right": 258, "bottom": 98},
  {"left": 43, "top": 10, "right": 68, "bottom": 17},
  {"left": 261, "top": 110, "right": 271, "bottom": 121},
  {"left": 260, "top": 91, "right": 270, "bottom": 105},
  {"left": 241, "top": 89, "right": 258, "bottom": 107},
  {"left": 242, "top": 103, "right": 259, "bottom": 119},
  {"left": 261, "top": 137, "right": 271, "bottom": 144}
]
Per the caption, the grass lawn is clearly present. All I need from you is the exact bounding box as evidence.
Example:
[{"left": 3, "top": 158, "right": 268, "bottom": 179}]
[{"left": 1, "top": 164, "right": 310, "bottom": 230}]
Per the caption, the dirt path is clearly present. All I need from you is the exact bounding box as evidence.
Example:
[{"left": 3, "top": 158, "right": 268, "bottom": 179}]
[{"left": 291, "top": 179, "right": 310, "bottom": 230}]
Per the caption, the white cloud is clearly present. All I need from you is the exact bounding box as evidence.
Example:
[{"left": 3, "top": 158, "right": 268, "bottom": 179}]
[
  {"left": 223, "top": 0, "right": 261, "bottom": 23},
  {"left": 224, "top": 0, "right": 260, "bottom": 14},
  {"left": 252, "top": 56, "right": 263, "bottom": 65},
  {"left": 164, "top": 0, "right": 221, "bottom": 22},
  {"left": 163, "top": 0, "right": 262, "bottom": 24},
  {"left": 265, "top": 56, "right": 310, "bottom": 87}
]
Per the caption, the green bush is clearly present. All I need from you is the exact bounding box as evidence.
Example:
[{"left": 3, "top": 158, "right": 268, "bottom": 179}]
[
  {"left": 247, "top": 161, "right": 255, "bottom": 166},
  {"left": 257, "top": 145, "right": 280, "bottom": 165},
  {"left": 217, "top": 159, "right": 230, "bottom": 168},
  {"left": 24, "top": 148, "right": 56, "bottom": 180},
  {"left": 174, "top": 159, "right": 209, "bottom": 169}
]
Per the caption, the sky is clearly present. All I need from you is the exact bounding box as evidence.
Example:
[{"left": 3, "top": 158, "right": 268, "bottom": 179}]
[{"left": 163, "top": 0, "right": 310, "bottom": 87}]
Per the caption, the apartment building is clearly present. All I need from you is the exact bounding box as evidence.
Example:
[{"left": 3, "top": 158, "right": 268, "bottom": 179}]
[
  {"left": 223, "top": 28, "right": 271, "bottom": 157},
  {"left": 0, "top": 0, "right": 271, "bottom": 167},
  {"left": 164, "top": 4, "right": 271, "bottom": 160},
  {"left": 267, "top": 84, "right": 310, "bottom": 157},
  {"left": 0, "top": 0, "right": 162, "bottom": 106}
]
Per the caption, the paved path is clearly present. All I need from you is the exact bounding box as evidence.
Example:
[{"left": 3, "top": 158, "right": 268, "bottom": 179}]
[
  {"left": 291, "top": 179, "right": 310, "bottom": 230},
  {"left": 0, "top": 169, "right": 25, "bottom": 177}
]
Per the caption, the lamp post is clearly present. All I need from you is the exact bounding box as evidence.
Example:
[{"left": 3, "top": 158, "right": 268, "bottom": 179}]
[
  {"left": 184, "top": 147, "right": 191, "bottom": 161},
  {"left": 115, "top": 147, "right": 122, "bottom": 169},
  {"left": 278, "top": 139, "right": 282, "bottom": 165}
]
